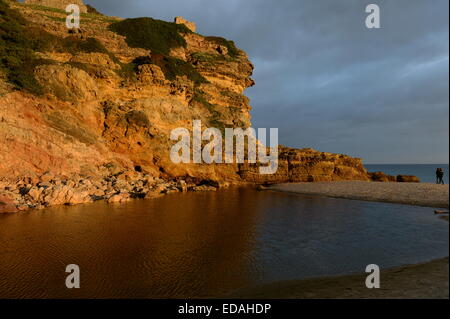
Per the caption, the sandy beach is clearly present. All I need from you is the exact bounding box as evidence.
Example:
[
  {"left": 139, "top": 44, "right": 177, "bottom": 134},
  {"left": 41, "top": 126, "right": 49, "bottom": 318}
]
[
  {"left": 229, "top": 258, "right": 449, "bottom": 299},
  {"left": 268, "top": 181, "right": 449, "bottom": 208}
]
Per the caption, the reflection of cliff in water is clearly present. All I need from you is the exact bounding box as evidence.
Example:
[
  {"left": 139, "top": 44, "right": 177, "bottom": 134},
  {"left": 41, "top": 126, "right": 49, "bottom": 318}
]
[
  {"left": 0, "top": 188, "right": 266, "bottom": 298},
  {"left": 127, "top": 188, "right": 265, "bottom": 297},
  {"left": 0, "top": 188, "right": 448, "bottom": 298}
]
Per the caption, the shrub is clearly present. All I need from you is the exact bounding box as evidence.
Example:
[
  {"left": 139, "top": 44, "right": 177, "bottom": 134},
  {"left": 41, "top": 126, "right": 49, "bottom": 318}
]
[
  {"left": 19, "top": 3, "right": 65, "bottom": 14},
  {"left": 132, "top": 54, "right": 207, "bottom": 85},
  {"left": 204, "top": 36, "right": 240, "bottom": 58},
  {"left": 25, "top": 27, "right": 113, "bottom": 56},
  {"left": 61, "top": 36, "right": 111, "bottom": 54},
  {"left": 109, "top": 17, "right": 191, "bottom": 55},
  {"left": 39, "top": 14, "right": 65, "bottom": 22},
  {"left": 115, "top": 62, "right": 137, "bottom": 82},
  {"left": 64, "top": 61, "right": 105, "bottom": 78},
  {"left": 190, "top": 52, "right": 233, "bottom": 65},
  {"left": 0, "top": 0, "right": 45, "bottom": 94},
  {"left": 0, "top": 0, "right": 133, "bottom": 93}
]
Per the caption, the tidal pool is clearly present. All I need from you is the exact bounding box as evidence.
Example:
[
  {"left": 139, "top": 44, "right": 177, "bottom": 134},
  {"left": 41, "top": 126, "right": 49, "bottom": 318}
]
[{"left": 0, "top": 188, "right": 448, "bottom": 298}]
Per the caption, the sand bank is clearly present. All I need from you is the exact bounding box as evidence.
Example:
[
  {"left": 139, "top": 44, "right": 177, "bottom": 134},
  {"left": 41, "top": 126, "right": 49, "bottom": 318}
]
[
  {"left": 229, "top": 258, "right": 449, "bottom": 299},
  {"left": 267, "top": 181, "right": 449, "bottom": 208}
]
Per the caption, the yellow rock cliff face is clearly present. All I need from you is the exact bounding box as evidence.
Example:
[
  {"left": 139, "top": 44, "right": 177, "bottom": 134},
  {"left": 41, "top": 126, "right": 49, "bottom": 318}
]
[
  {"left": 0, "top": 2, "right": 370, "bottom": 213},
  {"left": 240, "top": 147, "right": 369, "bottom": 184}
]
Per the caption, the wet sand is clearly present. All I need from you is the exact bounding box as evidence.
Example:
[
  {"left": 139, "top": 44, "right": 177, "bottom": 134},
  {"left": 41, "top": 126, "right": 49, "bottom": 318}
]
[
  {"left": 268, "top": 181, "right": 449, "bottom": 208},
  {"left": 229, "top": 258, "right": 449, "bottom": 299}
]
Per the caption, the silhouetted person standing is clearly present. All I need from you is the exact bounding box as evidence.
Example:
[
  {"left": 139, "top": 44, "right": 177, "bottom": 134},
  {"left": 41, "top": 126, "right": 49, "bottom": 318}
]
[{"left": 436, "top": 168, "right": 444, "bottom": 184}]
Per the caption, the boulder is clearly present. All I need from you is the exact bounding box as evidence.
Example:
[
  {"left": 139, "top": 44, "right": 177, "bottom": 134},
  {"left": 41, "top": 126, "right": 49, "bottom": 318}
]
[
  {"left": 177, "top": 180, "right": 188, "bottom": 192},
  {"left": 107, "top": 193, "right": 130, "bottom": 203},
  {"left": 34, "top": 64, "right": 99, "bottom": 102},
  {"left": 397, "top": 175, "right": 420, "bottom": 183},
  {"left": 0, "top": 194, "right": 18, "bottom": 214},
  {"left": 369, "top": 171, "right": 396, "bottom": 182},
  {"left": 192, "top": 185, "right": 217, "bottom": 192}
]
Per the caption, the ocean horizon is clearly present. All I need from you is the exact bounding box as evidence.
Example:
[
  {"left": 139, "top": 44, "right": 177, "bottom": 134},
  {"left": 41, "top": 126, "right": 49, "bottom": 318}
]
[{"left": 364, "top": 164, "right": 449, "bottom": 184}]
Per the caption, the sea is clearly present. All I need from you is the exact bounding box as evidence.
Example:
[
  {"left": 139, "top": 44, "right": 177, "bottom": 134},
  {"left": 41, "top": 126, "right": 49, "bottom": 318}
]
[{"left": 364, "top": 164, "right": 449, "bottom": 184}]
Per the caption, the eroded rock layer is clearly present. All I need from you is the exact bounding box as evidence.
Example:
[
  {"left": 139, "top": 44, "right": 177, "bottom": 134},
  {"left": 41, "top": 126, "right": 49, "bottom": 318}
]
[{"left": 24, "top": 0, "right": 88, "bottom": 13}]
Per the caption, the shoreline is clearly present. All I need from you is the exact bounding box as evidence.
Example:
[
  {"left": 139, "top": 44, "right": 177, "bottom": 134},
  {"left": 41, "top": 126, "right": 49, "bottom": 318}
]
[
  {"left": 0, "top": 172, "right": 226, "bottom": 214},
  {"left": 267, "top": 181, "right": 449, "bottom": 208},
  {"left": 3, "top": 179, "right": 449, "bottom": 214},
  {"left": 227, "top": 257, "right": 449, "bottom": 299}
]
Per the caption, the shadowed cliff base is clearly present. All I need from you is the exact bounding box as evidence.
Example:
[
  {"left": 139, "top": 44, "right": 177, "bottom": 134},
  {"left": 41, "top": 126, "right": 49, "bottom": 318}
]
[
  {"left": 227, "top": 257, "right": 449, "bottom": 299},
  {"left": 267, "top": 181, "right": 449, "bottom": 208}
]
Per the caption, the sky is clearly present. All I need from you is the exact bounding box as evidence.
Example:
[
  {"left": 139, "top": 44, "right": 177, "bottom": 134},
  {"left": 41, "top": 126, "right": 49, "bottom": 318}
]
[{"left": 84, "top": 0, "right": 449, "bottom": 164}]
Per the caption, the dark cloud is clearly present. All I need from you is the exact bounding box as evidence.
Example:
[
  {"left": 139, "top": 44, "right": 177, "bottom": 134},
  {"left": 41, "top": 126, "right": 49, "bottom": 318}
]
[{"left": 86, "top": 0, "right": 449, "bottom": 163}]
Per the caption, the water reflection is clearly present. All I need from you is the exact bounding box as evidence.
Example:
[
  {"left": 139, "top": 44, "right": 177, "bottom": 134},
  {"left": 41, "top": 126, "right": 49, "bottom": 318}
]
[{"left": 0, "top": 188, "right": 448, "bottom": 298}]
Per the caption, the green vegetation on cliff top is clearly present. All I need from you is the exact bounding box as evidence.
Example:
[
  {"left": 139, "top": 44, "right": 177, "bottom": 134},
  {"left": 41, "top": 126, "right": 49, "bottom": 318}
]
[
  {"left": 0, "top": 0, "right": 122, "bottom": 94},
  {"left": 107, "top": 17, "right": 239, "bottom": 84},
  {"left": 108, "top": 17, "right": 239, "bottom": 58},
  {"left": 18, "top": 2, "right": 118, "bottom": 24},
  {"left": 0, "top": 0, "right": 44, "bottom": 94},
  {"left": 109, "top": 18, "right": 191, "bottom": 56},
  {"left": 1, "top": 0, "right": 239, "bottom": 105}
]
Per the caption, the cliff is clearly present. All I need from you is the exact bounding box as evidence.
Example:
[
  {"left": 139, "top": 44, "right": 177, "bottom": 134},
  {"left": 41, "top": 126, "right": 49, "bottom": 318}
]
[
  {"left": 24, "top": 0, "right": 88, "bottom": 13},
  {"left": 0, "top": 0, "right": 370, "bottom": 213}
]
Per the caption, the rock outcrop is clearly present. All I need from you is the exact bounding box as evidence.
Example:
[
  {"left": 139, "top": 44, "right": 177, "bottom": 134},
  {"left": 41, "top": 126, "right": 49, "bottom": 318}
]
[
  {"left": 368, "top": 172, "right": 421, "bottom": 183},
  {"left": 0, "top": 170, "right": 218, "bottom": 214},
  {"left": 368, "top": 171, "right": 397, "bottom": 182},
  {"left": 397, "top": 175, "right": 421, "bottom": 183},
  {"left": 174, "top": 17, "right": 196, "bottom": 32},
  {"left": 0, "top": 1, "right": 394, "bottom": 214},
  {"left": 240, "top": 147, "right": 370, "bottom": 184}
]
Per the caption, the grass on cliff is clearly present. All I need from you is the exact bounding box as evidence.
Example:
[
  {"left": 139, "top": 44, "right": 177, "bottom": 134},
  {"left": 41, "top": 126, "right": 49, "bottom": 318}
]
[
  {"left": 190, "top": 52, "right": 234, "bottom": 65},
  {"left": 26, "top": 26, "right": 113, "bottom": 56},
  {"left": 108, "top": 17, "right": 239, "bottom": 59},
  {"left": 0, "top": 0, "right": 129, "bottom": 93},
  {"left": 19, "top": 3, "right": 66, "bottom": 14},
  {"left": 2, "top": 0, "right": 237, "bottom": 106},
  {"left": 131, "top": 54, "right": 207, "bottom": 85},
  {"left": 108, "top": 17, "right": 241, "bottom": 85},
  {"left": 0, "top": 0, "right": 45, "bottom": 94},
  {"left": 0, "top": 0, "right": 135, "bottom": 95},
  {"left": 204, "top": 36, "right": 240, "bottom": 58},
  {"left": 109, "top": 18, "right": 191, "bottom": 55},
  {"left": 192, "top": 89, "right": 226, "bottom": 130},
  {"left": 108, "top": 18, "right": 210, "bottom": 83},
  {"left": 18, "top": 2, "right": 118, "bottom": 24}
]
